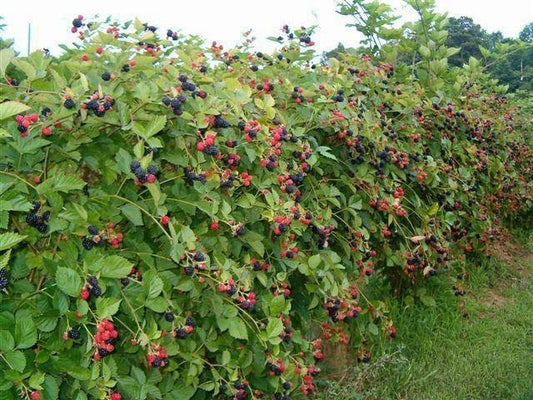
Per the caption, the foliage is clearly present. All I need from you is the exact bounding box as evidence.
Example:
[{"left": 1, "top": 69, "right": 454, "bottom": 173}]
[{"left": 0, "top": 4, "right": 531, "bottom": 400}]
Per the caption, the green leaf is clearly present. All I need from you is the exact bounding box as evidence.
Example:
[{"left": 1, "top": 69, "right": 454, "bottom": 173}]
[
  {"left": 0, "top": 101, "right": 30, "bottom": 120},
  {"left": 37, "top": 175, "right": 85, "bottom": 195},
  {"left": 15, "top": 316, "right": 37, "bottom": 349},
  {"left": 266, "top": 318, "right": 283, "bottom": 339},
  {"left": 180, "top": 226, "right": 196, "bottom": 248},
  {"left": 56, "top": 266, "right": 82, "bottom": 297},
  {"left": 308, "top": 254, "right": 321, "bottom": 269},
  {"left": 228, "top": 318, "right": 248, "bottom": 340},
  {"left": 42, "top": 376, "right": 59, "bottom": 400},
  {"left": 145, "top": 115, "right": 167, "bottom": 138},
  {"left": 367, "top": 323, "right": 379, "bottom": 336},
  {"left": 98, "top": 255, "right": 134, "bottom": 279},
  {"left": 4, "top": 350, "right": 26, "bottom": 372},
  {"left": 145, "top": 297, "right": 167, "bottom": 313},
  {"left": 121, "top": 204, "right": 144, "bottom": 226},
  {"left": 0, "top": 48, "right": 15, "bottom": 78},
  {"left": 0, "top": 330, "right": 15, "bottom": 351},
  {"left": 315, "top": 146, "right": 338, "bottom": 161},
  {"left": 145, "top": 273, "right": 163, "bottom": 299},
  {"left": 420, "top": 295, "right": 437, "bottom": 307},
  {"left": 95, "top": 298, "right": 122, "bottom": 319},
  {"left": 0, "top": 232, "right": 26, "bottom": 251}
]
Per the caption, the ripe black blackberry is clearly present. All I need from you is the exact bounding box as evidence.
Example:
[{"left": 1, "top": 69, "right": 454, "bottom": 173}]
[
  {"left": 87, "top": 225, "right": 98, "bottom": 235},
  {"left": 36, "top": 224, "right": 48, "bottom": 233},
  {"left": 87, "top": 276, "right": 98, "bottom": 286},
  {"left": 164, "top": 312, "right": 175, "bottom": 322},
  {"left": 68, "top": 328, "right": 80, "bottom": 339},
  {"left": 235, "top": 225, "right": 246, "bottom": 236},
  {"left": 193, "top": 252, "right": 205, "bottom": 262},
  {"left": 175, "top": 328, "right": 187, "bottom": 339},
  {"left": 41, "top": 107, "right": 51, "bottom": 117},
  {"left": 26, "top": 213, "right": 38, "bottom": 225},
  {"left": 185, "top": 316, "right": 194, "bottom": 326},
  {"left": 147, "top": 165, "right": 158, "bottom": 175},
  {"left": 91, "top": 284, "right": 102, "bottom": 297},
  {"left": 72, "top": 18, "right": 83, "bottom": 28},
  {"left": 101, "top": 72, "right": 111, "bottom": 81},
  {"left": 63, "top": 99, "right": 75, "bottom": 109},
  {"left": 81, "top": 237, "right": 94, "bottom": 250},
  {"left": 0, "top": 268, "right": 9, "bottom": 289}
]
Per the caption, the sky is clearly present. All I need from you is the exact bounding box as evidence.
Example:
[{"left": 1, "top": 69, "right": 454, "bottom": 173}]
[{"left": 1, "top": 0, "right": 532, "bottom": 56}]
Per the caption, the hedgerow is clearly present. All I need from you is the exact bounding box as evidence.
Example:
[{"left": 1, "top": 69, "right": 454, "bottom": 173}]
[{"left": 0, "top": 3, "right": 530, "bottom": 400}]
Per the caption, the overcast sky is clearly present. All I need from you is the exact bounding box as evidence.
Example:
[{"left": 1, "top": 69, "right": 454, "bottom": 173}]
[{"left": 2, "top": 0, "right": 532, "bottom": 55}]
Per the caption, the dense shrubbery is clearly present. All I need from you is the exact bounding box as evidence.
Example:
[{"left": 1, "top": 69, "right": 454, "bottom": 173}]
[{"left": 0, "top": 3, "right": 531, "bottom": 400}]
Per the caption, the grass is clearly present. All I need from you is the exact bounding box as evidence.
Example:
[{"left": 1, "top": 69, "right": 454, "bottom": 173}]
[{"left": 318, "top": 231, "right": 533, "bottom": 400}]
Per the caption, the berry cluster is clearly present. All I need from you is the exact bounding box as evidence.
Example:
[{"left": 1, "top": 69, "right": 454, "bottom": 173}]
[
  {"left": 146, "top": 345, "right": 168, "bottom": 368},
  {"left": 71, "top": 15, "right": 84, "bottom": 33},
  {"left": 237, "top": 292, "right": 257, "bottom": 311},
  {"left": 80, "top": 276, "right": 102, "bottom": 300},
  {"left": 166, "top": 29, "right": 178, "bottom": 40},
  {"left": 267, "top": 358, "right": 287, "bottom": 376},
  {"left": 298, "top": 365, "right": 320, "bottom": 395},
  {"left": 273, "top": 382, "right": 292, "bottom": 400},
  {"left": 81, "top": 91, "right": 114, "bottom": 117},
  {"left": 130, "top": 160, "right": 158, "bottom": 185},
  {"left": 183, "top": 166, "right": 207, "bottom": 185},
  {"left": 162, "top": 95, "right": 186, "bottom": 115},
  {"left": 172, "top": 316, "right": 195, "bottom": 339},
  {"left": 63, "top": 328, "right": 80, "bottom": 340},
  {"left": 121, "top": 266, "right": 142, "bottom": 286},
  {"left": 82, "top": 225, "right": 105, "bottom": 250},
  {"left": 279, "top": 317, "right": 293, "bottom": 343},
  {"left": 0, "top": 268, "right": 9, "bottom": 290},
  {"left": 15, "top": 113, "right": 39, "bottom": 137},
  {"left": 93, "top": 319, "right": 118, "bottom": 360},
  {"left": 324, "top": 297, "right": 361, "bottom": 323},
  {"left": 196, "top": 132, "right": 218, "bottom": 155},
  {"left": 250, "top": 258, "right": 269, "bottom": 272},
  {"left": 291, "top": 86, "right": 305, "bottom": 103},
  {"left": 81, "top": 223, "right": 123, "bottom": 250},
  {"left": 271, "top": 282, "right": 291, "bottom": 298},
  {"left": 331, "top": 89, "right": 345, "bottom": 102},
  {"left": 26, "top": 201, "right": 50, "bottom": 233},
  {"left": 232, "top": 382, "right": 248, "bottom": 400}
]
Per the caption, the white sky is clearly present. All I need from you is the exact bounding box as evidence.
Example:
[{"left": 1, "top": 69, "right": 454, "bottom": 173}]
[{"left": 1, "top": 0, "right": 532, "bottom": 55}]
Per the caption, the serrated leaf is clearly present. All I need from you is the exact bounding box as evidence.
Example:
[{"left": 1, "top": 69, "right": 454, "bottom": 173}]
[
  {"left": 145, "top": 115, "right": 167, "bottom": 138},
  {"left": 95, "top": 298, "right": 122, "bottom": 319},
  {"left": 37, "top": 175, "right": 85, "bottom": 195},
  {"left": 5, "top": 350, "right": 26, "bottom": 372},
  {"left": 228, "top": 318, "right": 248, "bottom": 340},
  {"left": 56, "top": 266, "right": 82, "bottom": 297},
  {"left": 15, "top": 316, "right": 37, "bottom": 349},
  {"left": 0, "top": 101, "right": 30, "bottom": 120},
  {"left": 0, "top": 48, "right": 15, "bottom": 78},
  {"left": 42, "top": 376, "right": 59, "bottom": 400},
  {"left": 98, "top": 255, "right": 134, "bottom": 278},
  {"left": 121, "top": 204, "right": 144, "bottom": 226},
  {"left": 266, "top": 318, "right": 283, "bottom": 339},
  {"left": 0, "top": 330, "right": 15, "bottom": 351},
  {"left": 308, "top": 254, "right": 321, "bottom": 269},
  {"left": 0, "top": 233, "right": 26, "bottom": 251}
]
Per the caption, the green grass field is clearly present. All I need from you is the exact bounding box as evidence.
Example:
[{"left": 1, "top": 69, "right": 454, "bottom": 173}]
[{"left": 319, "top": 232, "right": 533, "bottom": 400}]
